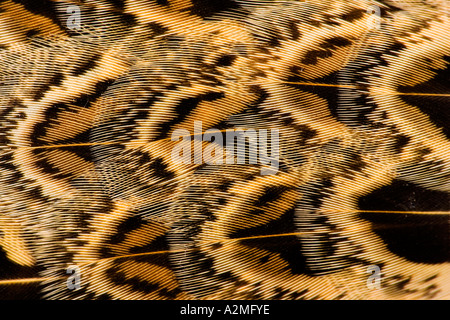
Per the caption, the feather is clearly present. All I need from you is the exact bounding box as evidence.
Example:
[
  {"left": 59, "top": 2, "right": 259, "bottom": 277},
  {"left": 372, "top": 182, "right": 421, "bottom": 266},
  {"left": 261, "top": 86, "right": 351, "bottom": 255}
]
[{"left": 0, "top": 0, "right": 448, "bottom": 300}]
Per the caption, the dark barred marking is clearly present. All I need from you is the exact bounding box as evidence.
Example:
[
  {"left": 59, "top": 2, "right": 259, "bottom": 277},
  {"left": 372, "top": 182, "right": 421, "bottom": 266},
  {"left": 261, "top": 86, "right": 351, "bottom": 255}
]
[
  {"left": 391, "top": 134, "right": 411, "bottom": 154},
  {"left": 0, "top": 249, "right": 41, "bottom": 299},
  {"left": 398, "top": 57, "right": 450, "bottom": 139},
  {"left": 423, "top": 274, "right": 438, "bottom": 283},
  {"left": 188, "top": 0, "right": 241, "bottom": 18},
  {"left": 72, "top": 54, "right": 102, "bottom": 76},
  {"left": 57, "top": 129, "right": 94, "bottom": 163},
  {"left": 146, "top": 21, "right": 169, "bottom": 36},
  {"left": 10, "top": 0, "right": 67, "bottom": 34},
  {"left": 107, "top": 215, "right": 144, "bottom": 245},
  {"left": 359, "top": 180, "right": 450, "bottom": 263},
  {"left": 299, "top": 178, "right": 334, "bottom": 210},
  {"left": 320, "top": 36, "right": 353, "bottom": 50},
  {"left": 25, "top": 185, "right": 49, "bottom": 202},
  {"left": 104, "top": 265, "right": 164, "bottom": 295},
  {"left": 248, "top": 85, "right": 269, "bottom": 106},
  {"left": 156, "top": 0, "right": 169, "bottom": 6},
  {"left": 286, "top": 71, "right": 341, "bottom": 118},
  {"left": 342, "top": 151, "right": 367, "bottom": 176},
  {"left": 300, "top": 36, "right": 353, "bottom": 65},
  {"left": 148, "top": 157, "right": 176, "bottom": 180},
  {"left": 288, "top": 20, "right": 301, "bottom": 41},
  {"left": 341, "top": 8, "right": 365, "bottom": 22},
  {"left": 25, "top": 29, "right": 40, "bottom": 38},
  {"left": 253, "top": 185, "right": 294, "bottom": 207},
  {"left": 32, "top": 73, "right": 64, "bottom": 101},
  {"left": 230, "top": 206, "right": 310, "bottom": 275},
  {"left": 156, "top": 91, "right": 225, "bottom": 140},
  {"left": 96, "top": 293, "right": 113, "bottom": 300},
  {"left": 34, "top": 156, "right": 73, "bottom": 179},
  {"left": 30, "top": 104, "right": 86, "bottom": 146},
  {"left": 273, "top": 287, "right": 303, "bottom": 300},
  {"left": 216, "top": 54, "right": 237, "bottom": 67},
  {"left": 103, "top": 0, "right": 126, "bottom": 10}
]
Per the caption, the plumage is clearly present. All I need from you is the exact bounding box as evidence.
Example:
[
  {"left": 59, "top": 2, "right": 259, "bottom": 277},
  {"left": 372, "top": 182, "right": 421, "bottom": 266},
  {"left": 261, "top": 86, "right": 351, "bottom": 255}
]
[{"left": 0, "top": 0, "right": 448, "bottom": 300}]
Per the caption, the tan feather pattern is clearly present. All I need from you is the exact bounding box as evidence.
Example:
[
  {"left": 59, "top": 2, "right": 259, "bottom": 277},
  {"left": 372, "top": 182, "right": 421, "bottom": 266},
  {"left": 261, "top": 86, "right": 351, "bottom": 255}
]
[{"left": 0, "top": 0, "right": 448, "bottom": 300}]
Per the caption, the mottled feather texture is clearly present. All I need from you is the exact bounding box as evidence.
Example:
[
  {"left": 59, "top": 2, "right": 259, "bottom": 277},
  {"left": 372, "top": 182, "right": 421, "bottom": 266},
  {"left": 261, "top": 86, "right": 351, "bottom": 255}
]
[{"left": 0, "top": 0, "right": 449, "bottom": 300}]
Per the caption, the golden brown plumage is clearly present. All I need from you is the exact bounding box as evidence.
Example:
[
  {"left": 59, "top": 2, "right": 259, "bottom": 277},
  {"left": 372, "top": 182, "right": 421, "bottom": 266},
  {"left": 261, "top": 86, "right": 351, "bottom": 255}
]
[{"left": 0, "top": 0, "right": 448, "bottom": 300}]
